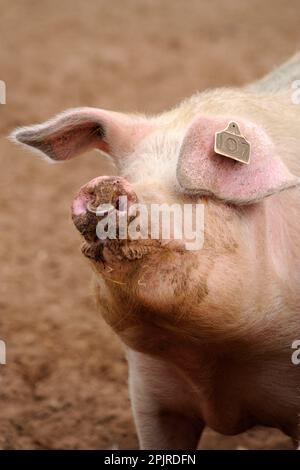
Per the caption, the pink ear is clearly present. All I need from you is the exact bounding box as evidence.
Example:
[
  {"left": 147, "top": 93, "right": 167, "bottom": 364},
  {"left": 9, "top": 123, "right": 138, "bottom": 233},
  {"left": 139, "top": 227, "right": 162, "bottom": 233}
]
[
  {"left": 177, "top": 116, "right": 300, "bottom": 204},
  {"left": 11, "top": 107, "right": 151, "bottom": 163}
]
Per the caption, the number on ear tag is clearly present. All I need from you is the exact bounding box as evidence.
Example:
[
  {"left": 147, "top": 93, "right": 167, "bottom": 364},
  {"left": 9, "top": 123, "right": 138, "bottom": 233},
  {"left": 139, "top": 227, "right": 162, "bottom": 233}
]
[{"left": 214, "top": 121, "right": 251, "bottom": 164}]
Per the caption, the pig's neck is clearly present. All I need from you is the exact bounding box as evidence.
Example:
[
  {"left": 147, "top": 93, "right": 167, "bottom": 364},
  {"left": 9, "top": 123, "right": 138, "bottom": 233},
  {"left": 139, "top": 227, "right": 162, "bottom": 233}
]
[{"left": 263, "top": 187, "right": 300, "bottom": 297}]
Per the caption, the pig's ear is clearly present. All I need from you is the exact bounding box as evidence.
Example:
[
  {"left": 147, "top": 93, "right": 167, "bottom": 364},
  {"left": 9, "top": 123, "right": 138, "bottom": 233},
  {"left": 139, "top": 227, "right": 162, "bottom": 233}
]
[
  {"left": 10, "top": 107, "right": 149, "bottom": 164},
  {"left": 177, "top": 116, "right": 300, "bottom": 205}
]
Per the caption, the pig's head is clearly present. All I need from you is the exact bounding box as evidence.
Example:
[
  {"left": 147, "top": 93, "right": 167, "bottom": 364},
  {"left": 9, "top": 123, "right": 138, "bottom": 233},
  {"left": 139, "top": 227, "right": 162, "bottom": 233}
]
[{"left": 11, "top": 92, "right": 300, "bottom": 348}]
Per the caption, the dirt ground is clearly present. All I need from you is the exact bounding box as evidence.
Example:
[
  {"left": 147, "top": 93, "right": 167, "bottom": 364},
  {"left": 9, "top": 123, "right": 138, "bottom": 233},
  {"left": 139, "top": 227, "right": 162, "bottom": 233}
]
[{"left": 0, "top": 0, "right": 299, "bottom": 450}]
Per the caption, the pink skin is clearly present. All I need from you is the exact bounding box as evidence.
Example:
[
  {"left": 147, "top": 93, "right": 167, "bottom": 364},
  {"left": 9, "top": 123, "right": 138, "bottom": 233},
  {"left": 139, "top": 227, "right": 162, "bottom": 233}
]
[
  {"left": 177, "top": 116, "right": 298, "bottom": 204},
  {"left": 71, "top": 176, "right": 137, "bottom": 216},
  {"left": 72, "top": 193, "right": 90, "bottom": 216}
]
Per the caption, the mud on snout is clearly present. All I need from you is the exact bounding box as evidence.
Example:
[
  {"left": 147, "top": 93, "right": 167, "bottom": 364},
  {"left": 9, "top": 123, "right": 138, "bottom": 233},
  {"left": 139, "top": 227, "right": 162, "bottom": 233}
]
[{"left": 71, "top": 175, "right": 158, "bottom": 262}]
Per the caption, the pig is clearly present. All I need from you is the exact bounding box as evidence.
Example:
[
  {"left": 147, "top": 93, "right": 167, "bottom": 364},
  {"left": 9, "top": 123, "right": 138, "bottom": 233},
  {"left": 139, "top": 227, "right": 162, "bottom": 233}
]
[{"left": 11, "top": 53, "right": 300, "bottom": 450}]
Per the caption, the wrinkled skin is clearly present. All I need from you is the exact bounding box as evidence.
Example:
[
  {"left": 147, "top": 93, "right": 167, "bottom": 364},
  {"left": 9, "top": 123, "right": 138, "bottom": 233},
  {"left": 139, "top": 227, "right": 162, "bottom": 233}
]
[{"left": 11, "top": 53, "right": 300, "bottom": 449}]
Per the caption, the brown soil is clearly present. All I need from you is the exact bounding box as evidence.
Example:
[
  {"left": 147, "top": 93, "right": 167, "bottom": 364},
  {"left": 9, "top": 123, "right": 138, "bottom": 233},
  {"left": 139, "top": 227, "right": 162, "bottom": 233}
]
[{"left": 0, "top": 0, "right": 299, "bottom": 449}]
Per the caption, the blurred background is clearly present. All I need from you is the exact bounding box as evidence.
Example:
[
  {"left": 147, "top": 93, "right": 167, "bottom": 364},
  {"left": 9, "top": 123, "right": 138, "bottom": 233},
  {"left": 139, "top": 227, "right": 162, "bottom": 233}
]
[{"left": 0, "top": 0, "right": 299, "bottom": 449}]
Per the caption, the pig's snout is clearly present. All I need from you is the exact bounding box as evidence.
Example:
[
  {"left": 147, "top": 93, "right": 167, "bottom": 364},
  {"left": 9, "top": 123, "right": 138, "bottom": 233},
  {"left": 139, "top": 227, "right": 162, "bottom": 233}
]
[{"left": 71, "top": 176, "right": 138, "bottom": 244}]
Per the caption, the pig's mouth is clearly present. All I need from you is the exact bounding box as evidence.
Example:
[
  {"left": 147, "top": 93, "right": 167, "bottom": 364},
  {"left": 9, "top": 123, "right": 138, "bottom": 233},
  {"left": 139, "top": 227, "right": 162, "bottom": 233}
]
[
  {"left": 71, "top": 176, "right": 162, "bottom": 263},
  {"left": 83, "top": 239, "right": 161, "bottom": 262}
]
